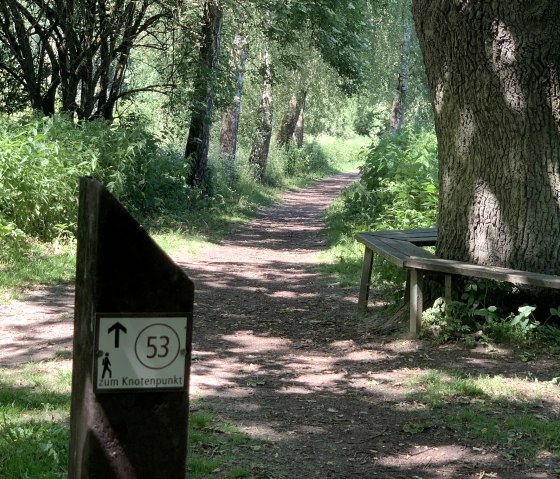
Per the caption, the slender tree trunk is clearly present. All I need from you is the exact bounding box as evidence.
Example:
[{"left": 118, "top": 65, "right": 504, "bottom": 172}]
[
  {"left": 291, "top": 90, "right": 307, "bottom": 147},
  {"left": 219, "top": 35, "right": 248, "bottom": 171},
  {"left": 389, "top": 20, "right": 411, "bottom": 131},
  {"left": 180, "top": 0, "right": 222, "bottom": 188},
  {"left": 185, "top": 0, "right": 223, "bottom": 189},
  {"left": 249, "top": 50, "right": 273, "bottom": 181},
  {"left": 276, "top": 88, "right": 306, "bottom": 148},
  {"left": 413, "top": 0, "right": 560, "bottom": 274}
]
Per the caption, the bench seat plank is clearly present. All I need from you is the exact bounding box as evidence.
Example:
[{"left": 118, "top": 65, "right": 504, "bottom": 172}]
[
  {"left": 405, "top": 256, "right": 560, "bottom": 289},
  {"left": 356, "top": 235, "right": 435, "bottom": 268},
  {"left": 357, "top": 228, "right": 437, "bottom": 247}
]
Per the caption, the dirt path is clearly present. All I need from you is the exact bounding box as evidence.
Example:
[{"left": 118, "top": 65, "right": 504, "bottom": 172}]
[
  {"left": 1, "top": 172, "right": 559, "bottom": 478},
  {"left": 176, "top": 172, "right": 559, "bottom": 478}
]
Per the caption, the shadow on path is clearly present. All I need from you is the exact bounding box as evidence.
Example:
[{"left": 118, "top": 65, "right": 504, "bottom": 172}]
[{"left": 177, "top": 172, "right": 559, "bottom": 478}]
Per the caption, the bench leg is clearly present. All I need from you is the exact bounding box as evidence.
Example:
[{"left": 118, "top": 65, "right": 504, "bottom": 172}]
[
  {"left": 358, "top": 248, "right": 374, "bottom": 312},
  {"left": 409, "top": 269, "right": 423, "bottom": 337},
  {"left": 444, "top": 274, "right": 452, "bottom": 303}
]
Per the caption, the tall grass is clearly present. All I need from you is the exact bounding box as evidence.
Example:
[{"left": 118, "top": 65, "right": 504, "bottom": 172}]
[{"left": 0, "top": 113, "right": 365, "bottom": 300}]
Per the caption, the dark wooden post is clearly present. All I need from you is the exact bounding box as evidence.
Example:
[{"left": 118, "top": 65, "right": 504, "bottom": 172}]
[{"left": 68, "top": 177, "right": 194, "bottom": 478}]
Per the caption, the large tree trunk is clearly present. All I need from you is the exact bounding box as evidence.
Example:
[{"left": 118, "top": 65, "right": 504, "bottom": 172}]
[
  {"left": 185, "top": 0, "right": 223, "bottom": 189},
  {"left": 248, "top": 50, "right": 273, "bottom": 181},
  {"left": 389, "top": 20, "right": 411, "bottom": 131},
  {"left": 219, "top": 35, "right": 248, "bottom": 169},
  {"left": 413, "top": 0, "right": 560, "bottom": 274}
]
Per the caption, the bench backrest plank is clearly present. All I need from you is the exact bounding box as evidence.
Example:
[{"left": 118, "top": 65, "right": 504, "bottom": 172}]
[{"left": 405, "top": 256, "right": 560, "bottom": 289}]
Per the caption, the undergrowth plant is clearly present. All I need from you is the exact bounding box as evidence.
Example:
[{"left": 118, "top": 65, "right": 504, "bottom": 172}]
[
  {"left": 351, "top": 127, "right": 437, "bottom": 231},
  {"left": 402, "top": 369, "right": 560, "bottom": 461},
  {"left": 422, "top": 280, "right": 560, "bottom": 349},
  {"left": 320, "top": 127, "right": 438, "bottom": 287},
  {"left": 0, "top": 114, "right": 164, "bottom": 242},
  {"left": 0, "top": 112, "right": 362, "bottom": 301},
  {"left": 0, "top": 364, "right": 273, "bottom": 479}
]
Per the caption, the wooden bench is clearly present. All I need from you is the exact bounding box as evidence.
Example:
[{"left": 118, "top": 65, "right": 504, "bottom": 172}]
[
  {"left": 356, "top": 227, "right": 438, "bottom": 314},
  {"left": 356, "top": 228, "right": 560, "bottom": 337}
]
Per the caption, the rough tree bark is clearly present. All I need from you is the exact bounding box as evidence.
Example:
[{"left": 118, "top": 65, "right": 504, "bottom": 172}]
[
  {"left": 219, "top": 35, "right": 248, "bottom": 169},
  {"left": 248, "top": 50, "right": 273, "bottom": 182},
  {"left": 185, "top": 0, "right": 223, "bottom": 189},
  {"left": 413, "top": 0, "right": 560, "bottom": 274}
]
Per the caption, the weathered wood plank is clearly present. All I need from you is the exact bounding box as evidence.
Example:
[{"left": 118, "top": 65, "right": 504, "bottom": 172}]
[
  {"left": 356, "top": 235, "right": 436, "bottom": 268},
  {"left": 69, "top": 178, "right": 194, "bottom": 479},
  {"left": 358, "top": 248, "right": 374, "bottom": 312},
  {"left": 357, "top": 228, "right": 438, "bottom": 246},
  {"left": 405, "top": 256, "right": 560, "bottom": 289},
  {"left": 409, "top": 269, "right": 423, "bottom": 336}
]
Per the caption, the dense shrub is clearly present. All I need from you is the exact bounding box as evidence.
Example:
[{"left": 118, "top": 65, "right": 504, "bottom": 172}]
[
  {"left": 352, "top": 103, "right": 387, "bottom": 137},
  {"left": 321, "top": 127, "right": 438, "bottom": 287},
  {"left": 281, "top": 141, "right": 331, "bottom": 177},
  {"left": 0, "top": 116, "right": 91, "bottom": 241},
  {"left": 349, "top": 127, "right": 438, "bottom": 231},
  {"left": 0, "top": 115, "right": 181, "bottom": 242}
]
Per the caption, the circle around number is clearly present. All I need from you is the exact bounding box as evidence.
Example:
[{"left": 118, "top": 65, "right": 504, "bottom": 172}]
[{"left": 135, "top": 324, "right": 180, "bottom": 370}]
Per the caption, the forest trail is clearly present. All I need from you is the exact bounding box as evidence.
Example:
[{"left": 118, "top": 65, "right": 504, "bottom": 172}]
[
  {"left": 1, "top": 172, "right": 558, "bottom": 478},
  {"left": 176, "top": 172, "right": 559, "bottom": 478}
]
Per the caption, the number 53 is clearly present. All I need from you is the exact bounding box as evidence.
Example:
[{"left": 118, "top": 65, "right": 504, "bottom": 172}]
[{"left": 146, "top": 336, "right": 170, "bottom": 358}]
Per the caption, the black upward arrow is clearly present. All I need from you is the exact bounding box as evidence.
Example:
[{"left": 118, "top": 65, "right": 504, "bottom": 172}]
[{"left": 108, "top": 322, "right": 127, "bottom": 348}]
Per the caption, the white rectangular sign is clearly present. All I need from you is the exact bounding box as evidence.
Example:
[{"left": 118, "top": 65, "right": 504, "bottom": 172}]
[{"left": 94, "top": 314, "right": 188, "bottom": 392}]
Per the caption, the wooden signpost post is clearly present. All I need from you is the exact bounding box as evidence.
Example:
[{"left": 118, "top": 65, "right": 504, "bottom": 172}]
[{"left": 68, "top": 177, "right": 194, "bottom": 478}]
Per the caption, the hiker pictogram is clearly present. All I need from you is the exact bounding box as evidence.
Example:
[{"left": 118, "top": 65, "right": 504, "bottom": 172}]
[{"left": 101, "top": 352, "right": 112, "bottom": 379}]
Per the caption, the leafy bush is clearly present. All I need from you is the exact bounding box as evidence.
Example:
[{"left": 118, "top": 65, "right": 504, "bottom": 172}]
[
  {"left": 321, "top": 127, "right": 438, "bottom": 287},
  {"left": 422, "top": 280, "right": 560, "bottom": 347},
  {"left": 0, "top": 114, "right": 178, "bottom": 242},
  {"left": 0, "top": 116, "right": 92, "bottom": 241},
  {"left": 280, "top": 141, "right": 331, "bottom": 177},
  {"left": 351, "top": 127, "right": 438, "bottom": 231},
  {"left": 353, "top": 103, "right": 387, "bottom": 137}
]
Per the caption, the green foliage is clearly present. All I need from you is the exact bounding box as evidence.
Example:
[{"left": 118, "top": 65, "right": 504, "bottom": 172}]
[
  {"left": 0, "top": 115, "right": 91, "bottom": 241},
  {"left": 281, "top": 141, "right": 331, "bottom": 177},
  {"left": 352, "top": 103, "right": 388, "bottom": 137},
  {"left": 187, "top": 406, "right": 273, "bottom": 479},
  {"left": 0, "top": 114, "right": 171, "bottom": 241},
  {"left": 422, "top": 280, "right": 560, "bottom": 348},
  {"left": 0, "top": 364, "right": 71, "bottom": 479},
  {"left": 321, "top": 128, "right": 438, "bottom": 287},
  {"left": 0, "top": 420, "right": 69, "bottom": 479},
  {"left": 405, "top": 369, "right": 560, "bottom": 461},
  {"left": 354, "top": 128, "right": 438, "bottom": 231},
  {"left": 422, "top": 297, "right": 473, "bottom": 344},
  {"left": 0, "top": 240, "right": 75, "bottom": 303},
  {"left": 0, "top": 363, "right": 273, "bottom": 479}
]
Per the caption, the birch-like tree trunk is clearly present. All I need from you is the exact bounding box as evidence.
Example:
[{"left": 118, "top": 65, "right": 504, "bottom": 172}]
[
  {"left": 413, "top": 0, "right": 560, "bottom": 274},
  {"left": 389, "top": 20, "right": 411, "bottom": 131},
  {"left": 276, "top": 88, "right": 306, "bottom": 148},
  {"left": 219, "top": 35, "right": 248, "bottom": 171},
  {"left": 249, "top": 50, "right": 273, "bottom": 181},
  {"left": 291, "top": 90, "right": 307, "bottom": 147}
]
